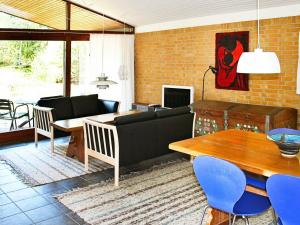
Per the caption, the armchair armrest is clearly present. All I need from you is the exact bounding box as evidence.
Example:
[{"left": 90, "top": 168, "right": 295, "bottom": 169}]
[
  {"left": 33, "top": 106, "right": 55, "bottom": 124},
  {"left": 33, "top": 106, "right": 55, "bottom": 145},
  {"left": 98, "top": 99, "right": 120, "bottom": 114}
]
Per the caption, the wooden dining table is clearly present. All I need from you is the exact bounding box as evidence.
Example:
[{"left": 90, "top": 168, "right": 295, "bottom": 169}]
[{"left": 169, "top": 129, "right": 300, "bottom": 225}]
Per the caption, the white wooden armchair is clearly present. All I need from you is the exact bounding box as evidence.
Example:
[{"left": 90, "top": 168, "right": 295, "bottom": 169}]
[
  {"left": 83, "top": 118, "right": 119, "bottom": 186},
  {"left": 33, "top": 106, "right": 54, "bottom": 154}
]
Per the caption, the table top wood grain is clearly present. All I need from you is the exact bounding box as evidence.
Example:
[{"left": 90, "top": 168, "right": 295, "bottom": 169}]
[
  {"left": 52, "top": 110, "right": 142, "bottom": 132},
  {"left": 169, "top": 129, "right": 300, "bottom": 177}
]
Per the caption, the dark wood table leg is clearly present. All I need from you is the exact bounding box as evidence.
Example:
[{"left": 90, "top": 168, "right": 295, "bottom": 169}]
[
  {"left": 66, "top": 129, "right": 85, "bottom": 163},
  {"left": 207, "top": 208, "right": 229, "bottom": 225}
]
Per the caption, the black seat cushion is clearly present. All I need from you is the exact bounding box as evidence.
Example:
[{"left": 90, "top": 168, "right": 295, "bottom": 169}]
[
  {"left": 114, "top": 111, "right": 156, "bottom": 125},
  {"left": 155, "top": 106, "right": 191, "bottom": 118},
  {"left": 37, "top": 97, "right": 73, "bottom": 121},
  {"left": 71, "top": 94, "right": 99, "bottom": 118}
]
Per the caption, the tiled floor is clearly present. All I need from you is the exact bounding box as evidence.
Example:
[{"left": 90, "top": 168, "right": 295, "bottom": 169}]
[{"left": 0, "top": 140, "right": 185, "bottom": 225}]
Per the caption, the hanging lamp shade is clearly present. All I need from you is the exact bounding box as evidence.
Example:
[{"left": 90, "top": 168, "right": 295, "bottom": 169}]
[
  {"left": 237, "top": 0, "right": 281, "bottom": 74},
  {"left": 91, "top": 73, "right": 117, "bottom": 89},
  {"left": 237, "top": 48, "right": 280, "bottom": 74}
]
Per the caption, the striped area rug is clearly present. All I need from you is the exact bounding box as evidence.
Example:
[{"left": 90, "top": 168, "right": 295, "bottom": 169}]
[
  {"left": 0, "top": 142, "right": 112, "bottom": 186},
  {"left": 56, "top": 160, "right": 273, "bottom": 225}
]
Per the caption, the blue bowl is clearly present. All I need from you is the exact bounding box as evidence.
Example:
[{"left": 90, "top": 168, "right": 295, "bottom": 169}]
[{"left": 267, "top": 128, "right": 300, "bottom": 158}]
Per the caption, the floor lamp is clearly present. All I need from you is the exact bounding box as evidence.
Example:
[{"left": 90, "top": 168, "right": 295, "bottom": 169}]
[{"left": 202, "top": 66, "right": 218, "bottom": 101}]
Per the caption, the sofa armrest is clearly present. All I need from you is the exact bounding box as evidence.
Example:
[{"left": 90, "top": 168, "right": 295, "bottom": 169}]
[{"left": 98, "top": 99, "right": 119, "bottom": 114}]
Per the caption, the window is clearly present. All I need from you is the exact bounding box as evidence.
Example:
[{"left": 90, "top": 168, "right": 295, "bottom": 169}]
[{"left": 0, "top": 40, "right": 64, "bottom": 132}]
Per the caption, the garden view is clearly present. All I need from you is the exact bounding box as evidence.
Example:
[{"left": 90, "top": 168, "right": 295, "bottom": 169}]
[{"left": 0, "top": 13, "right": 87, "bottom": 132}]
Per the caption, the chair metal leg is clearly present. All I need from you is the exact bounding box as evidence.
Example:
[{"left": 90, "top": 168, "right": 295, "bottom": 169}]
[
  {"left": 229, "top": 214, "right": 232, "bottom": 225},
  {"left": 246, "top": 217, "right": 249, "bottom": 225},
  {"left": 9, "top": 120, "right": 14, "bottom": 131},
  {"left": 242, "top": 216, "right": 249, "bottom": 225},
  {"left": 28, "top": 114, "right": 31, "bottom": 127},
  {"left": 200, "top": 206, "right": 209, "bottom": 225},
  {"left": 232, "top": 215, "right": 237, "bottom": 225}
]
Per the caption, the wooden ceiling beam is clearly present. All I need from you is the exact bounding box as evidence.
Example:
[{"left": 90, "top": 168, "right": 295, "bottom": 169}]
[
  {"left": 0, "top": 28, "right": 134, "bottom": 35},
  {"left": 0, "top": 29, "right": 90, "bottom": 41}
]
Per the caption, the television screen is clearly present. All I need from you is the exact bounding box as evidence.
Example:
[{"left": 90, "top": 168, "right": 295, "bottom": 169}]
[{"left": 163, "top": 86, "right": 193, "bottom": 108}]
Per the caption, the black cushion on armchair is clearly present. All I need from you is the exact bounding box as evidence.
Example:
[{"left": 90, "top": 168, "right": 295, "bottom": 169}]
[{"left": 71, "top": 94, "right": 99, "bottom": 117}]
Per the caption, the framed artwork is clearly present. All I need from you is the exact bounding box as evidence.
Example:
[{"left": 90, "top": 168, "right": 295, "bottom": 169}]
[{"left": 215, "top": 31, "right": 249, "bottom": 91}]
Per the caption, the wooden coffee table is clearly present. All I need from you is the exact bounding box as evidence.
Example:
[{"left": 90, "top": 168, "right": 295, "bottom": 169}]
[{"left": 52, "top": 110, "right": 142, "bottom": 163}]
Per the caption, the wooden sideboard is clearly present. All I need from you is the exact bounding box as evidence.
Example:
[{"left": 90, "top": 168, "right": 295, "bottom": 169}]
[{"left": 191, "top": 100, "right": 297, "bottom": 136}]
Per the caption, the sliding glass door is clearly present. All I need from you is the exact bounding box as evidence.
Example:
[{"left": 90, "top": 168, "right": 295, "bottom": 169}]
[{"left": 0, "top": 40, "right": 64, "bottom": 133}]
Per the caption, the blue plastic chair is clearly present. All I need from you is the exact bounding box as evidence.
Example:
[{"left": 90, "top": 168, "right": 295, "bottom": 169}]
[
  {"left": 246, "top": 172, "right": 267, "bottom": 190},
  {"left": 193, "top": 156, "right": 270, "bottom": 225},
  {"left": 267, "top": 174, "right": 300, "bottom": 225}
]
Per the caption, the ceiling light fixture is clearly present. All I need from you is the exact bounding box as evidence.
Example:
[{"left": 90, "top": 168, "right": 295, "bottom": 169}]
[
  {"left": 91, "top": 12, "right": 117, "bottom": 89},
  {"left": 237, "top": 0, "right": 280, "bottom": 74}
]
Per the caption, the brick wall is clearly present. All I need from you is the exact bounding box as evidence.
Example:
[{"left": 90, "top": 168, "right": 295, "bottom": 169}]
[{"left": 135, "top": 16, "right": 300, "bottom": 126}]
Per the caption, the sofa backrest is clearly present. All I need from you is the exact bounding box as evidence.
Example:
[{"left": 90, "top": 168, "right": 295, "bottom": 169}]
[
  {"left": 115, "top": 113, "right": 158, "bottom": 166},
  {"left": 155, "top": 111, "right": 194, "bottom": 156},
  {"left": 114, "top": 111, "right": 156, "bottom": 125},
  {"left": 155, "top": 106, "right": 191, "bottom": 118},
  {"left": 70, "top": 94, "right": 99, "bottom": 118},
  {"left": 37, "top": 94, "right": 119, "bottom": 121},
  {"left": 114, "top": 107, "right": 194, "bottom": 166},
  {"left": 37, "top": 97, "right": 73, "bottom": 121}
]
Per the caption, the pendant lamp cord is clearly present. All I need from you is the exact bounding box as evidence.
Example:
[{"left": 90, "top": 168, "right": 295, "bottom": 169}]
[
  {"left": 101, "top": 12, "right": 105, "bottom": 74},
  {"left": 257, "top": 0, "right": 260, "bottom": 49}
]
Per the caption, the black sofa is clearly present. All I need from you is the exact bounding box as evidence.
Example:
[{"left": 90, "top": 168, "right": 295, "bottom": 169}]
[
  {"left": 113, "top": 106, "right": 194, "bottom": 166},
  {"left": 37, "top": 94, "right": 119, "bottom": 121}
]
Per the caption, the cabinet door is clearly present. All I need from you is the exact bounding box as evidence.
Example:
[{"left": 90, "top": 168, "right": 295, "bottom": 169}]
[
  {"left": 194, "top": 109, "right": 225, "bottom": 136},
  {"left": 227, "top": 112, "right": 265, "bottom": 133}
]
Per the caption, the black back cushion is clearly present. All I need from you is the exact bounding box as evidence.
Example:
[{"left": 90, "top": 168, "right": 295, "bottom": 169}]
[
  {"left": 71, "top": 94, "right": 99, "bottom": 118},
  {"left": 37, "top": 97, "right": 73, "bottom": 121},
  {"left": 114, "top": 111, "right": 156, "bottom": 125},
  {"left": 155, "top": 106, "right": 191, "bottom": 118}
]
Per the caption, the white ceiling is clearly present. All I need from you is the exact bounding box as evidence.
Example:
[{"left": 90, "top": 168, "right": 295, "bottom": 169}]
[{"left": 72, "top": 0, "right": 300, "bottom": 27}]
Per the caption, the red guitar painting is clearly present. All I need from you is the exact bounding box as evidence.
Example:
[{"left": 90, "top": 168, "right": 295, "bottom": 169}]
[{"left": 215, "top": 31, "right": 249, "bottom": 91}]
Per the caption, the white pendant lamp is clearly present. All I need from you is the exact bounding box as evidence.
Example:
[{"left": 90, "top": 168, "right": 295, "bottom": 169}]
[
  {"left": 91, "top": 13, "right": 117, "bottom": 89},
  {"left": 237, "top": 0, "right": 280, "bottom": 74}
]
